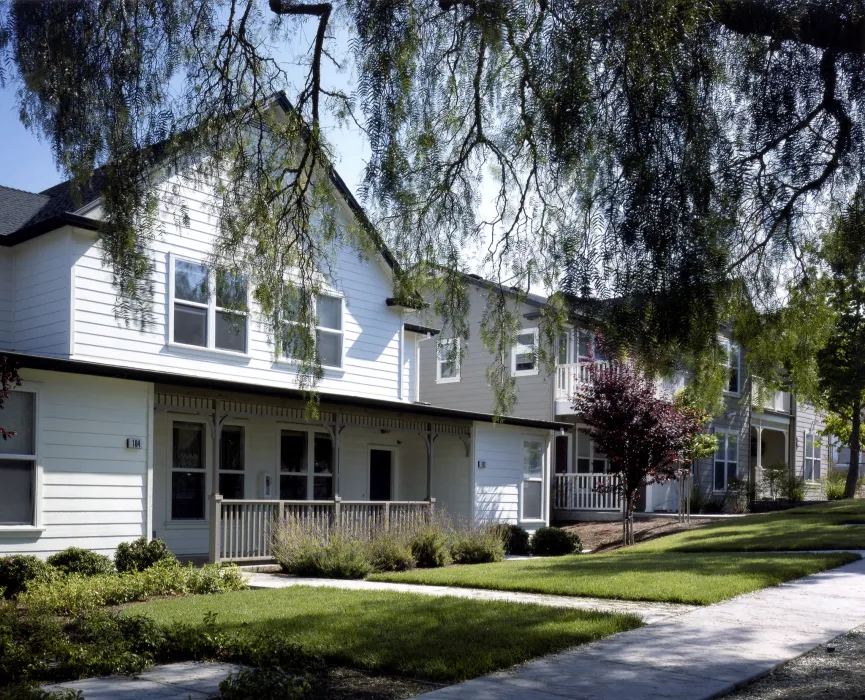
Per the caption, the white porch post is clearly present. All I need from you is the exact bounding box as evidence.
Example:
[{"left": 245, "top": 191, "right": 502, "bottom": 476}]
[
  {"left": 209, "top": 494, "right": 223, "bottom": 563},
  {"left": 755, "top": 425, "right": 763, "bottom": 496}
]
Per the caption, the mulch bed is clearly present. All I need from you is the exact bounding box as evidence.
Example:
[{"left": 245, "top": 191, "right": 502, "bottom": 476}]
[
  {"left": 308, "top": 667, "right": 443, "bottom": 699},
  {"left": 559, "top": 517, "right": 714, "bottom": 552}
]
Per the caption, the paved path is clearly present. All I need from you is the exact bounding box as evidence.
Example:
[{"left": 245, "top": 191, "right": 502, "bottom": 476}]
[
  {"left": 246, "top": 572, "right": 697, "bottom": 624},
  {"left": 44, "top": 662, "right": 240, "bottom": 699},
  {"left": 415, "top": 554, "right": 865, "bottom": 700}
]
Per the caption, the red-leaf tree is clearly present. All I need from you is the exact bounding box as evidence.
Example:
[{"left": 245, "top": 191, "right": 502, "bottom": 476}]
[
  {"left": 573, "top": 362, "right": 707, "bottom": 545},
  {"left": 0, "top": 356, "right": 22, "bottom": 442}
]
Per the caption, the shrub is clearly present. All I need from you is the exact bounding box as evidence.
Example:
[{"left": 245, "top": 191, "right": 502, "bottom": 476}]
[
  {"left": 410, "top": 528, "right": 452, "bottom": 568},
  {"left": 530, "top": 527, "right": 581, "bottom": 556},
  {"left": 824, "top": 467, "right": 848, "bottom": 500},
  {"left": 0, "top": 555, "right": 54, "bottom": 599},
  {"left": 450, "top": 525, "right": 505, "bottom": 564},
  {"left": 0, "top": 685, "right": 82, "bottom": 699},
  {"left": 47, "top": 548, "right": 113, "bottom": 577},
  {"left": 367, "top": 532, "right": 415, "bottom": 573},
  {"left": 500, "top": 524, "right": 531, "bottom": 555},
  {"left": 272, "top": 519, "right": 372, "bottom": 579},
  {"left": 218, "top": 667, "right": 309, "bottom": 700},
  {"left": 778, "top": 471, "right": 806, "bottom": 504},
  {"left": 19, "top": 561, "right": 246, "bottom": 616},
  {"left": 114, "top": 538, "right": 175, "bottom": 573},
  {"left": 762, "top": 462, "right": 789, "bottom": 500}
]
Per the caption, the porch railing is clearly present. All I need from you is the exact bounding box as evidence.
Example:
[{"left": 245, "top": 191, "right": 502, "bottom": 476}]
[
  {"left": 209, "top": 497, "right": 435, "bottom": 563},
  {"left": 553, "top": 473, "right": 622, "bottom": 511},
  {"left": 555, "top": 362, "right": 610, "bottom": 401}
]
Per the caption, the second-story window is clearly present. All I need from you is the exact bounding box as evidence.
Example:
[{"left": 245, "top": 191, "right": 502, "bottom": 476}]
[
  {"left": 720, "top": 339, "right": 740, "bottom": 393},
  {"left": 171, "top": 257, "right": 248, "bottom": 353},
  {"left": 512, "top": 328, "right": 539, "bottom": 376},
  {"left": 437, "top": 338, "right": 460, "bottom": 383},
  {"left": 281, "top": 291, "right": 344, "bottom": 369}
]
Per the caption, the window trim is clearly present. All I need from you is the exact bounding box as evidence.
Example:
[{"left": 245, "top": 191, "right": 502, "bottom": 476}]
[
  {"left": 520, "top": 435, "right": 546, "bottom": 522},
  {"left": 436, "top": 338, "right": 461, "bottom": 384},
  {"left": 167, "top": 254, "right": 251, "bottom": 357},
  {"left": 0, "top": 387, "right": 43, "bottom": 533},
  {"left": 278, "top": 291, "right": 346, "bottom": 371},
  {"left": 713, "top": 429, "right": 739, "bottom": 492},
  {"left": 574, "top": 427, "right": 608, "bottom": 474},
  {"left": 804, "top": 430, "right": 822, "bottom": 482},
  {"left": 512, "top": 327, "right": 540, "bottom": 377},
  {"left": 169, "top": 419, "right": 209, "bottom": 523},
  {"left": 277, "top": 424, "right": 336, "bottom": 501},
  {"left": 719, "top": 338, "right": 741, "bottom": 395}
]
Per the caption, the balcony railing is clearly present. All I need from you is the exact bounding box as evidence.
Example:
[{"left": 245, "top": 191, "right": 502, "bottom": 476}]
[
  {"left": 555, "top": 361, "right": 610, "bottom": 401},
  {"left": 751, "top": 379, "right": 792, "bottom": 414},
  {"left": 553, "top": 473, "right": 623, "bottom": 511}
]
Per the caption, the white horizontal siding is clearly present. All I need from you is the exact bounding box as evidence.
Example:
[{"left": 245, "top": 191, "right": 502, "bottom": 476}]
[
  {"left": 11, "top": 231, "right": 71, "bottom": 356},
  {"left": 0, "top": 369, "right": 151, "bottom": 557},
  {"left": 0, "top": 250, "right": 12, "bottom": 349}
]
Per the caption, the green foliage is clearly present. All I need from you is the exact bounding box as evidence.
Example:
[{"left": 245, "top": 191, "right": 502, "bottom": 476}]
[
  {"left": 500, "top": 524, "right": 531, "bottom": 556},
  {"left": 19, "top": 561, "right": 246, "bottom": 616},
  {"left": 271, "top": 519, "right": 372, "bottom": 579},
  {"left": 449, "top": 526, "right": 506, "bottom": 565},
  {"left": 47, "top": 548, "right": 113, "bottom": 577},
  {"left": 410, "top": 528, "right": 452, "bottom": 569},
  {"left": 824, "top": 468, "right": 848, "bottom": 500},
  {"left": 114, "top": 538, "right": 176, "bottom": 573},
  {"left": 777, "top": 473, "right": 806, "bottom": 505},
  {"left": 218, "top": 667, "right": 309, "bottom": 700},
  {"left": 367, "top": 534, "right": 415, "bottom": 573},
  {"left": 0, "top": 685, "right": 82, "bottom": 700},
  {"left": 762, "top": 463, "right": 790, "bottom": 501},
  {"left": 530, "top": 528, "right": 581, "bottom": 557},
  {"left": 723, "top": 477, "right": 752, "bottom": 514},
  {"left": 0, "top": 555, "right": 53, "bottom": 599}
]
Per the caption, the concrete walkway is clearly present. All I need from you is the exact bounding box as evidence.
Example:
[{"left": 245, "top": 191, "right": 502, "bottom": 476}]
[
  {"left": 415, "top": 554, "right": 865, "bottom": 700},
  {"left": 44, "top": 662, "right": 240, "bottom": 699},
  {"left": 245, "top": 572, "right": 698, "bottom": 624}
]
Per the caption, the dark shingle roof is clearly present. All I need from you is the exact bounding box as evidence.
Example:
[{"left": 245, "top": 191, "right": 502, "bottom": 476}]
[{"left": 0, "top": 186, "right": 52, "bottom": 237}]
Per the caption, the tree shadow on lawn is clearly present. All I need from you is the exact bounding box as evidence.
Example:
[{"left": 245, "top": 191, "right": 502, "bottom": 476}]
[{"left": 136, "top": 590, "right": 641, "bottom": 683}]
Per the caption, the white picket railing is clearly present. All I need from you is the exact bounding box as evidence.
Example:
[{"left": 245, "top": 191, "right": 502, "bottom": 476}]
[
  {"left": 210, "top": 497, "right": 434, "bottom": 563},
  {"left": 555, "top": 362, "right": 610, "bottom": 401},
  {"left": 553, "top": 473, "right": 623, "bottom": 511}
]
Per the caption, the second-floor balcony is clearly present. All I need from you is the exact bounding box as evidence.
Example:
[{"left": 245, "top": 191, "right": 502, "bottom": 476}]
[{"left": 554, "top": 361, "right": 684, "bottom": 406}]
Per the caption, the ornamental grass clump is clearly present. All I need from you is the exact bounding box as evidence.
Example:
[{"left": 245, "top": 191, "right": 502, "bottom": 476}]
[
  {"left": 271, "top": 517, "right": 372, "bottom": 579},
  {"left": 449, "top": 520, "right": 506, "bottom": 564}
]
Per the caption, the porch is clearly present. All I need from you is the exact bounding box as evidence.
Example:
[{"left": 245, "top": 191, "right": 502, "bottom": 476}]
[{"left": 152, "top": 388, "right": 473, "bottom": 562}]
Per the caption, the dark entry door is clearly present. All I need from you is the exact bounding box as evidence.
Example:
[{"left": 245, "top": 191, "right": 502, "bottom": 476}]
[{"left": 369, "top": 449, "right": 392, "bottom": 501}]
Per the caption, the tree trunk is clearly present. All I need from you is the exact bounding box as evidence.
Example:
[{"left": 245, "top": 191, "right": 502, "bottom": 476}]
[
  {"left": 846, "top": 399, "right": 862, "bottom": 498},
  {"left": 622, "top": 492, "right": 635, "bottom": 546}
]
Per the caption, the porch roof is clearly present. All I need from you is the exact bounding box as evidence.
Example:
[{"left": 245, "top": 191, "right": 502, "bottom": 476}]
[{"left": 7, "top": 351, "right": 572, "bottom": 431}]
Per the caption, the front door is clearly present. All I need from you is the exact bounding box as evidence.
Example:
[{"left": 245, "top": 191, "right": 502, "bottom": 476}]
[{"left": 369, "top": 449, "right": 392, "bottom": 501}]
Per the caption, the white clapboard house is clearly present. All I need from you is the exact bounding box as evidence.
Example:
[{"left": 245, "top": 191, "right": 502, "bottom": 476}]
[{"left": 0, "top": 102, "right": 568, "bottom": 562}]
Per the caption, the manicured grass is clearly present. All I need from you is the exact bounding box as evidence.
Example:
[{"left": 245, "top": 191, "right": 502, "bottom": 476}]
[
  {"left": 128, "top": 586, "right": 641, "bottom": 682},
  {"left": 369, "top": 551, "right": 859, "bottom": 605},
  {"left": 634, "top": 500, "right": 865, "bottom": 553}
]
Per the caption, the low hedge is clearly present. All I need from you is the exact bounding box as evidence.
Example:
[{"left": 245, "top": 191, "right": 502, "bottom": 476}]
[
  {"left": 0, "top": 556, "right": 54, "bottom": 599},
  {"left": 530, "top": 527, "right": 582, "bottom": 556},
  {"left": 114, "top": 538, "right": 175, "bottom": 573},
  {"left": 47, "top": 548, "right": 113, "bottom": 577}
]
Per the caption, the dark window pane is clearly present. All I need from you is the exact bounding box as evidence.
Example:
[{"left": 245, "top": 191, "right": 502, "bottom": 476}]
[
  {"left": 171, "top": 471, "right": 205, "bottom": 520},
  {"left": 592, "top": 459, "right": 606, "bottom": 473},
  {"left": 173, "top": 423, "right": 204, "bottom": 470},
  {"left": 555, "top": 436, "right": 569, "bottom": 474},
  {"left": 714, "top": 461, "right": 725, "bottom": 491},
  {"left": 219, "top": 473, "right": 244, "bottom": 499},
  {"left": 0, "top": 392, "right": 34, "bottom": 455},
  {"left": 316, "top": 329, "right": 342, "bottom": 367},
  {"left": 281, "top": 431, "right": 307, "bottom": 472},
  {"left": 215, "top": 311, "right": 247, "bottom": 352},
  {"left": 280, "top": 474, "right": 307, "bottom": 500},
  {"left": 0, "top": 461, "right": 33, "bottom": 524},
  {"left": 216, "top": 270, "right": 247, "bottom": 308},
  {"left": 220, "top": 426, "right": 244, "bottom": 472},
  {"left": 175, "top": 260, "right": 209, "bottom": 303},
  {"left": 523, "top": 481, "right": 542, "bottom": 520},
  {"left": 174, "top": 305, "right": 207, "bottom": 346},
  {"left": 313, "top": 476, "right": 332, "bottom": 499},
  {"left": 577, "top": 458, "right": 591, "bottom": 474},
  {"left": 515, "top": 353, "right": 534, "bottom": 372},
  {"left": 727, "top": 461, "right": 737, "bottom": 483},
  {"left": 282, "top": 323, "right": 312, "bottom": 360},
  {"left": 314, "top": 434, "right": 333, "bottom": 474}
]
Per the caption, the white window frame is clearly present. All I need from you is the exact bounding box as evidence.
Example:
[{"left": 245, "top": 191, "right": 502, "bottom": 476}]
[
  {"left": 169, "top": 419, "right": 209, "bottom": 523},
  {"left": 279, "top": 292, "right": 345, "bottom": 370},
  {"left": 0, "top": 387, "right": 43, "bottom": 533},
  {"left": 713, "top": 429, "right": 739, "bottom": 492},
  {"left": 512, "top": 327, "right": 540, "bottom": 377},
  {"left": 574, "top": 428, "right": 608, "bottom": 474},
  {"left": 277, "top": 424, "right": 335, "bottom": 501},
  {"left": 804, "top": 431, "right": 822, "bottom": 482},
  {"left": 436, "top": 338, "right": 461, "bottom": 384},
  {"left": 719, "top": 338, "right": 741, "bottom": 395},
  {"left": 521, "top": 436, "right": 546, "bottom": 522},
  {"left": 168, "top": 254, "right": 250, "bottom": 356}
]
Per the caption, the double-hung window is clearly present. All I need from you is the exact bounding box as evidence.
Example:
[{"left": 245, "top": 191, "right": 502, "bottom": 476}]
[
  {"left": 281, "top": 292, "right": 344, "bottom": 369},
  {"left": 720, "top": 339, "right": 740, "bottom": 394},
  {"left": 512, "top": 328, "right": 539, "bottom": 376},
  {"left": 522, "top": 438, "right": 545, "bottom": 520},
  {"left": 804, "top": 432, "right": 821, "bottom": 481},
  {"left": 0, "top": 391, "right": 37, "bottom": 526},
  {"left": 218, "top": 426, "right": 245, "bottom": 499},
  {"left": 171, "top": 257, "right": 248, "bottom": 353},
  {"left": 279, "top": 428, "right": 334, "bottom": 500},
  {"left": 713, "top": 431, "right": 738, "bottom": 491},
  {"left": 171, "top": 422, "right": 206, "bottom": 520},
  {"left": 575, "top": 430, "right": 607, "bottom": 474},
  {"left": 437, "top": 338, "right": 460, "bottom": 383}
]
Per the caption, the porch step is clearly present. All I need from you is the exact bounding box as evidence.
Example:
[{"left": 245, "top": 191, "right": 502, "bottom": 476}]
[{"left": 234, "top": 563, "right": 281, "bottom": 573}]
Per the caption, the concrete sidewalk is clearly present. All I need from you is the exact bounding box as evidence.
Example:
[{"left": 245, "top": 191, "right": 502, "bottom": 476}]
[
  {"left": 415, "top": 553, "right": 865, "bottom": 700},
  {"left": 245, "top": 572, "right": 698, "bottom": 624}
]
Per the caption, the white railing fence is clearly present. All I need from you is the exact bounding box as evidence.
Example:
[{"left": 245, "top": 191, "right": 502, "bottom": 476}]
[
  {"left": 553, "top": 473, "right": 623, "bottom": 511},
  {"left": 555, "top": 362, "right": 611, "bottom": 401},
  {"left": 210, "top": 497, "right": 434, "bottom": 563}
]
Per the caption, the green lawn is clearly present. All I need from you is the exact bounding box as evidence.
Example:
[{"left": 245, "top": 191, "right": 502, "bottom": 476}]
[
  {"left": 128, "top": 587, "right": 641, "bottom": 682},
  {"left": 634, "top": 500, "right": 865, "bottom": 553},
  {"left": 369, "top": 551, "right": 859, "bottom": 605}
]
